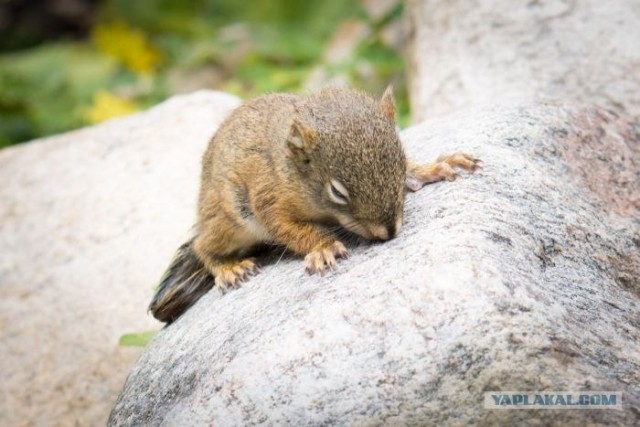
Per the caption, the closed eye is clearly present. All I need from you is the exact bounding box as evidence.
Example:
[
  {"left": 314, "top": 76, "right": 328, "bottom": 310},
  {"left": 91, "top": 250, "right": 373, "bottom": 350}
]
[{"left": 327, "top": 179, "right": 349, "bottom": 205}]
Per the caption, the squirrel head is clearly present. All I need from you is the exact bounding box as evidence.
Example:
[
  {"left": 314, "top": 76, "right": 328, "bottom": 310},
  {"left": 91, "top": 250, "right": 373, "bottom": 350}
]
[{"left": 287, "top": 86, "right": 406, "bottom": 241}]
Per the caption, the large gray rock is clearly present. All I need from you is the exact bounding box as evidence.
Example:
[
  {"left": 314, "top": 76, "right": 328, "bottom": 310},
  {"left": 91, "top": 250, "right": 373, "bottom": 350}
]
[
  {"left": 109, "top": 101, "right": 639, "bottom": 425},
  {"left": 0, "top": 91, "right": 240, "bottom": 426},
  {"left": 405, "top": 0, "right": 640, "bottom": 122}
]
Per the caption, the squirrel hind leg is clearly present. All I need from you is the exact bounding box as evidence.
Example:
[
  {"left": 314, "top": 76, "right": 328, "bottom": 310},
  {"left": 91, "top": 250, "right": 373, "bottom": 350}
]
[
  {"left": 208, "top": 258, "right": 260, "bottom": 293},
  {"left": 194, "top": 219, "right": 264, "bottom": 293},
  {"left": 405, "top": 153, "right": 482, "bottom": 191},
  {"left": 149, "top": 239, "right": 215, "bottom": 323}
]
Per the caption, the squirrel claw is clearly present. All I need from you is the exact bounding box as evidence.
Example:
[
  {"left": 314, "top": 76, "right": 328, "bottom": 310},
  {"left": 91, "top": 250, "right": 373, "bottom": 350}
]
[
  {"left": 444, "top": 152, "right": 482, "bottom": 173},
  {"left": 304, "top": 241, "right": 347, "bottom": 276},
  {"left": 215, "top": 280, "right": 229, "bottom": 294}
]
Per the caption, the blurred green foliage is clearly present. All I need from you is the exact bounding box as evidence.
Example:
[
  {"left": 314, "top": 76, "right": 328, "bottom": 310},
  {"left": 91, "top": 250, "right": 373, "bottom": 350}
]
[{"left": 0, "top": 0, "right": 408, "bottom": 148}]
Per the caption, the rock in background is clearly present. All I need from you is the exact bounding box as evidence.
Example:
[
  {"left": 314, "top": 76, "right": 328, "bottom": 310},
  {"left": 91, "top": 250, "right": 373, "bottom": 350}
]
[
  {"left": 405, "top": 0, "right": 640, "bottom": 122},
  {"left": 0, "top": 91, "right": 240, "bottom": 426}
]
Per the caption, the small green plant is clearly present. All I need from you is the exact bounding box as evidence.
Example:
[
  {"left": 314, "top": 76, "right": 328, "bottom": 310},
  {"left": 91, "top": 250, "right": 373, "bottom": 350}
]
[{"left": 118, "top": 330, "right": 157, "bottom": 347}]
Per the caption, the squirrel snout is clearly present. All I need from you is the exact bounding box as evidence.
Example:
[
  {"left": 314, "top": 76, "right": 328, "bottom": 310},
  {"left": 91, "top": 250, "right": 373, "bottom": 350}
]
[{"left": 368, "top": 223, "right": 398, "bottom": 241}]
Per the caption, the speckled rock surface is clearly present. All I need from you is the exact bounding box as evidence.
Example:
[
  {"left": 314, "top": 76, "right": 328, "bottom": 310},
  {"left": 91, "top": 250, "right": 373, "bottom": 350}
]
[
  {"left": 109, "top": 102, "right": 640, "bottom": 425},
  {"left": 0, "top": 91, "right": 241, "bottom": 426},
  {"left": 405, "top": 0, "right": 640, "bottom": 122}
]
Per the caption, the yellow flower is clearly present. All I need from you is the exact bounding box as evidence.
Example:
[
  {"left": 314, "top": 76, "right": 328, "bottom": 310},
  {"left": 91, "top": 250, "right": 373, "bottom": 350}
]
[
  {"left": 84, "top": 90, "right": 138, "bottom": 124},
  {"left": 92, "top": 21, "right": 162, "bottom": 75}
]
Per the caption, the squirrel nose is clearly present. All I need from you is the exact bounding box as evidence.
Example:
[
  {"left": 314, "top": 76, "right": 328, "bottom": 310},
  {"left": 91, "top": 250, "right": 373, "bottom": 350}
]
[{"left": 368, "top": 225, "right": 390, "bottom": 241}]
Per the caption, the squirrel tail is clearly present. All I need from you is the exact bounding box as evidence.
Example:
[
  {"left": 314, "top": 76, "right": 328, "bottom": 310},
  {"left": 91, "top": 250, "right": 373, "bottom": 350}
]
[{"left": 148, "top": 238, "right": 215, "bottom": 323}]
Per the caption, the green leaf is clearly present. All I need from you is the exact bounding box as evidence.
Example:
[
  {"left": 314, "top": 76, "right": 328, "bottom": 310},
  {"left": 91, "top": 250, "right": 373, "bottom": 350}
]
[{"left": 118, "top": 330, "right": 157, "bottom": 347}]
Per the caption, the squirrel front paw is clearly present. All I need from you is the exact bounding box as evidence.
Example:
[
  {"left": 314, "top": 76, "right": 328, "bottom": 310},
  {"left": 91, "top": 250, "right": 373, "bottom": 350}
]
[
  {"left": 213, "top": 258, "right": 260, "bottom": 293},
  {"left": 304, "top": 241, "right": 348, "bottom": 276}
]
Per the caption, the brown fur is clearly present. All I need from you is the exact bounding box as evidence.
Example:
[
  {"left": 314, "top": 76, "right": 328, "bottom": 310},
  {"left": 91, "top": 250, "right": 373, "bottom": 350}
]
[{"left": 149, "top": 87, "right": 481, "bottom": 323}]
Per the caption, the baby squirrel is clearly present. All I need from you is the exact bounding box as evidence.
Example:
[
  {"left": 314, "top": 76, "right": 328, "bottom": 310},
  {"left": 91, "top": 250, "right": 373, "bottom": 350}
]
[{"left": 149, "top": 86, "right": 480, "bottom": 323}]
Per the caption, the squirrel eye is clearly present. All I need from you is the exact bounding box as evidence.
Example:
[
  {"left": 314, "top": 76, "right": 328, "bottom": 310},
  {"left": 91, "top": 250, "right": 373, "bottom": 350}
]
[{"left": 327, "top": 179, "right": 349, "bottom": 205}]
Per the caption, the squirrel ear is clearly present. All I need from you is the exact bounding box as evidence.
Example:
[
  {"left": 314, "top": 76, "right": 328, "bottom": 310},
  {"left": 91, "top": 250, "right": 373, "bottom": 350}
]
[
  {"left": 288, "top": 118, "right": 316, "bottom": 151},
  {"left": 380, "top": 85, "right": 396, "bottom": 122}
]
